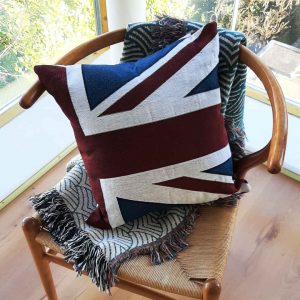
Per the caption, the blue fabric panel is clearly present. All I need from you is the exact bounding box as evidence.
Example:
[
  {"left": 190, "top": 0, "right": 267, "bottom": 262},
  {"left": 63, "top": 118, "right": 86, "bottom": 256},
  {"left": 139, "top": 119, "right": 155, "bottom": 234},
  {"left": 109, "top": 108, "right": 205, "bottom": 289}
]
[
  {"left": 117, "top": 198, "right": 180, "bottom": 223},
  {"left": 81, "top": 38, "right": 184, "bottom": 110},
  {"left": 185, "top": 66, "right": 219, "bottom": 97},
  {"left": 203, "top": 158, "right": 233, "bottom": 176}
]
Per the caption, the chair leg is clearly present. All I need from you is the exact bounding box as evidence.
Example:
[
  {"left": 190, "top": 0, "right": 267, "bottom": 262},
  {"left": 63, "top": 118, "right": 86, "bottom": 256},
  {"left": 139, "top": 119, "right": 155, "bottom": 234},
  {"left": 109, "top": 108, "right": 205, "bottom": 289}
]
[
  {"left": 23, "top": 217, "right": 58, "bottom": 300},
  {"left": 202, "top": 278, "right": 221, "bottom": 300}
]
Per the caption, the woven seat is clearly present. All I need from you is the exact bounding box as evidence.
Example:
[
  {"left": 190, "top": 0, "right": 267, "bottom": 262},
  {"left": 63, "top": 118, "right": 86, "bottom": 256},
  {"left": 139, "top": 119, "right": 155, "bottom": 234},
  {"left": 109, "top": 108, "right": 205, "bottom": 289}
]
[{"left": 34, "top": 206, "right": 238, "bottom": 299}]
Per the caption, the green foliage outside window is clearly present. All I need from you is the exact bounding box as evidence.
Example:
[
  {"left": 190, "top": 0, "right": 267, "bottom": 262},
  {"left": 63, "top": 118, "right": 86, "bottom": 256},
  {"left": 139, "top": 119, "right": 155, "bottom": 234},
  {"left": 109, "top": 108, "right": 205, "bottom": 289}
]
[
  {"left": 146, "top": 0, "right": 198, "bottom": 21},
  {"left": 0, "top": 0, "right": 95, "bottom": 90},
  {"left": 236, "top": 0, "right": 300, "bottom": 52},
  {"left": 1, "top": 0, "right": 299, "bottom": 100},
  {"left": 146, "top": 0, "right": 300, "bottom": 52}
]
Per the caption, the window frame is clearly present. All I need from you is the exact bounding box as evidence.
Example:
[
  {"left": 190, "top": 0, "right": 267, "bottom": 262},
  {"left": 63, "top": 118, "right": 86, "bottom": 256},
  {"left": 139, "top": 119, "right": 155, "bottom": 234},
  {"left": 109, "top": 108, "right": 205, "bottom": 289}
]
[
  {"left": 246, "top": 85, "right": 300, "bottom": 118},
  {"left": 0, "top": 0, "right": 108, "bottom": 210},
  {"left": 0, "top": 0, "right": 108, "bottom": 129},
  {"left": 0, "top": 97, "right": 23, "bottom": 129}
]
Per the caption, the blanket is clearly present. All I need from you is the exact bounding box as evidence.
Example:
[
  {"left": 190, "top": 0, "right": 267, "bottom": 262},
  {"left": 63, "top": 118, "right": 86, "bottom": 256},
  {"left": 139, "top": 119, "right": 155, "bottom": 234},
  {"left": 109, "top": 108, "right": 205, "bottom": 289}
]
[
  {"left": 31, "top": 156, "right": 239, "bottom": 292},
  {"left": 30, "top": 18, "right": 246, "bottom": 293}
]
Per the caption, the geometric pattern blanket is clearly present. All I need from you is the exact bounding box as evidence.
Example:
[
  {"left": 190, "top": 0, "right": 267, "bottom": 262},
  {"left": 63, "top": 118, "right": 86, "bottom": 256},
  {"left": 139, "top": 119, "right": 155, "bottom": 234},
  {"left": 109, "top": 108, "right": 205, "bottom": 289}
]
[{"left": 31, "top": 156, "right": 240, "bottom": 292}]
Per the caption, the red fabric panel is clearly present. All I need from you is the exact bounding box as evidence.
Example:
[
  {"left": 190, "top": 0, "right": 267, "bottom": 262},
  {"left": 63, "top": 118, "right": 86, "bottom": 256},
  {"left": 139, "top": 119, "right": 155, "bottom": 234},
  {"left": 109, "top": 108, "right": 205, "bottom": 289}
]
[
  {"left": 100, "top": 22, "right": 217, "bottom": 116},
  {"left": 34, "top": 65, "right": 80, "bottom": 124},
  {"left": 35, "top": 66, "right": 110, "bottom": 225},
  {"left": 76, "top": 104, "right": 228, "bottom": 179}
]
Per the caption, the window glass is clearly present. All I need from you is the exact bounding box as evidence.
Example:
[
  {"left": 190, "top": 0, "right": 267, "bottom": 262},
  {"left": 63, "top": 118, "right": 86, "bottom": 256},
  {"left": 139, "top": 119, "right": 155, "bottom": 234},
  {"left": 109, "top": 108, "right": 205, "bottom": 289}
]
[
  {"left": 0, "top": 0, "right": 96, "bottom": 108},
  {"left": 146, "top": 0, "right": 300, "bottom": 105},
  {"left": 235, "top": 0, "right": 300, "bottom": 103},
  {"left": 190, "top": 0, "right": 235, "bottom": 27}
]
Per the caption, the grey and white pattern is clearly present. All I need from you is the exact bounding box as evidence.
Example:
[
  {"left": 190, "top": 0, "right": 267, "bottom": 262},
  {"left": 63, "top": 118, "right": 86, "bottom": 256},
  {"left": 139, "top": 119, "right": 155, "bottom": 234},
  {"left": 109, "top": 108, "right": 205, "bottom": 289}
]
[
  {"left": 31, "top": 158, "right": 202, "bottom": 291},
  {"left": 31, "top": 156, "right": 240, "bottom": 292},
  {"left": 55, "top": 159, "right": 195, "bottom": 262}
]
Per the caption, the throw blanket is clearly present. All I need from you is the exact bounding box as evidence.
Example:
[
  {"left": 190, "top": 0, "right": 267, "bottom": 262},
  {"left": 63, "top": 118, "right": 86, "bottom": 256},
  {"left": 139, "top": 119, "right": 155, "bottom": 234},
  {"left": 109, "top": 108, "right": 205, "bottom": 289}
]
[
  {"left": 31, "top": 157, "right": 238, "bottom": 292},
  {"left": 121, "top": 17, "right": 247, "bottom": 160},
  {"left": 30, "top": 18, "right": 246, "bottom": 293}
]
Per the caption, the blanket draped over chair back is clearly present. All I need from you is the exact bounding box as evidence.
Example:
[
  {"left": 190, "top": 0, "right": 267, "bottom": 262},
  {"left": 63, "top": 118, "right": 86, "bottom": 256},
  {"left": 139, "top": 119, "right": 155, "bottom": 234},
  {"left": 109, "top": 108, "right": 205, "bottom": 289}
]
[{"left": 30, "top": 17, "right": 247, "bottom": 292}]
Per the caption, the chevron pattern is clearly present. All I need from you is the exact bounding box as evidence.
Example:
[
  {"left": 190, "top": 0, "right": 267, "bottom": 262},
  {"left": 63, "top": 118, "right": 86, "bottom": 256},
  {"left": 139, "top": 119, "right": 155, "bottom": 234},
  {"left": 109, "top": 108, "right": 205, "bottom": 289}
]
[
  {"left": 121, "top": 20, "right": 247, "bottom": 159},
  {"left": 55, "top": 159, "right": 195, "bottom": 261}
]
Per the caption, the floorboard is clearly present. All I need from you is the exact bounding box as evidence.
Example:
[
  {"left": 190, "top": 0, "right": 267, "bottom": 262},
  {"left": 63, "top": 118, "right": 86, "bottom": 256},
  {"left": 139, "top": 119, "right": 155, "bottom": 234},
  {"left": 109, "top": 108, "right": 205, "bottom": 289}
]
[{"left": 0, "top": 150, "right": 299, "bottom": 300}]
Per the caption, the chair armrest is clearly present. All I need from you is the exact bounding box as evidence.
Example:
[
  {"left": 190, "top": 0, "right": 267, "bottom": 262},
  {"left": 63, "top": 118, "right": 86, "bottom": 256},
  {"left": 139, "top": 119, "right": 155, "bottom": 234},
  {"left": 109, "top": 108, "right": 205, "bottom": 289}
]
[
  {"left": 19, "top": 29, "right": 126, "bottom": 109},
  {"left": 234, "top": 45, "right": 288, "bottom": 179}
]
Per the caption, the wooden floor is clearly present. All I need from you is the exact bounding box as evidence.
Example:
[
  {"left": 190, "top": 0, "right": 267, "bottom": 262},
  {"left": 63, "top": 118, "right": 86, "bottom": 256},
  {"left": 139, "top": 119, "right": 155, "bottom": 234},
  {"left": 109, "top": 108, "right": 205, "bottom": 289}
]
[{"left": 1, "top": 149, "right": 300, "bottom": 300}]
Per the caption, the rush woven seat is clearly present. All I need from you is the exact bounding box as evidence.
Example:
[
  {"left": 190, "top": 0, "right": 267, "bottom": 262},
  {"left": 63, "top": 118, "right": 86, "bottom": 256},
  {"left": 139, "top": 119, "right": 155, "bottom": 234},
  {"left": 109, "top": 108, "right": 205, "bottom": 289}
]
[{"left": 33, "top": 205, "right": 237, "bottom": 299}]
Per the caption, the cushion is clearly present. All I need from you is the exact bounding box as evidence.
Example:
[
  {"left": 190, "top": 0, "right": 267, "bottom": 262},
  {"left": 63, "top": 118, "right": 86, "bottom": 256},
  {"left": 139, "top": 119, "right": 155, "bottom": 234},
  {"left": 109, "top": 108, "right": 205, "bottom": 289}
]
[{"left": 34, "top": 22, "right": 239, "bottom": 229}]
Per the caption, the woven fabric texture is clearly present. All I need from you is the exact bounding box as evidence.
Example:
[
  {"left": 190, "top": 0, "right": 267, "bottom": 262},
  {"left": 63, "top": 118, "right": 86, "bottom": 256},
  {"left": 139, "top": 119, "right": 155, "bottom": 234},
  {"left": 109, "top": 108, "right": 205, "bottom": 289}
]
[
  {"left": 121, "top": 18, "right": 247, "bottom": 160},
  {"left": 34, "top": 22, "right": 243, "bottom": 229}
]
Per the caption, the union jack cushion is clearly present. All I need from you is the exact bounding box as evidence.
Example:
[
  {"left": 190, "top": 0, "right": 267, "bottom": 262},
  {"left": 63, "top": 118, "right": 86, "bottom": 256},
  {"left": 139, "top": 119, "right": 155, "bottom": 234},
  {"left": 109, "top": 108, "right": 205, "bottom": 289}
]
[{"left": 35, "top": 22, "right": 239, "bottom": 229}]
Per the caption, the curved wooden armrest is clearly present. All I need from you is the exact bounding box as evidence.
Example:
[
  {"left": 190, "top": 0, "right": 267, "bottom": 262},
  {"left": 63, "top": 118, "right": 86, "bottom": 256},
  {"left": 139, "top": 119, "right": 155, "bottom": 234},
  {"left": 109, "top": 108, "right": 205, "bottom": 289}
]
[
  {"left": 235, "top": 45, "right": 288, "bottom": 178},
  {"left": 20, "top": 29, "right": 287, "bottom": 178},
  {"left": 19, "top": 29, "right": 126, "bottom": 109}
]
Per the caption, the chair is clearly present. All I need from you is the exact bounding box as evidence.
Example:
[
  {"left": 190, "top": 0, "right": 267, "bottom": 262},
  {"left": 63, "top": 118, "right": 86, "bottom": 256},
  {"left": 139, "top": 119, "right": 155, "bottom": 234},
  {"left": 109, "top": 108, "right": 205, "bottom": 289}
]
[{"left": 21, "top": 29, "right": 288, "bottom": 300}]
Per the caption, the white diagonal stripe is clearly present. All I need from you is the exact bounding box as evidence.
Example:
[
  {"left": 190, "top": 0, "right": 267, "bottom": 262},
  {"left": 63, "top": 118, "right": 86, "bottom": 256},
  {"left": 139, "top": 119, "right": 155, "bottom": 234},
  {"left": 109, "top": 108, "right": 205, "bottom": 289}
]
[
  {"left": 67, "top": 32, "right": 219, "bottom": 136},
  {"left": 101, "top": 145, "right": 231, "bottom": 228},
  {"left": 66, "top": 30, "right": 200, "bottom": 130}
]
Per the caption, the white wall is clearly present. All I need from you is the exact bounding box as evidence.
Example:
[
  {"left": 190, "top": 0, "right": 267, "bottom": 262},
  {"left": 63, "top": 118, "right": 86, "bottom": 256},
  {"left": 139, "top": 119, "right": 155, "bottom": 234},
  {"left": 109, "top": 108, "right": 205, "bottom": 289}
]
[{"left": 106, "top": 0, "right": 146, "bottom": 62}]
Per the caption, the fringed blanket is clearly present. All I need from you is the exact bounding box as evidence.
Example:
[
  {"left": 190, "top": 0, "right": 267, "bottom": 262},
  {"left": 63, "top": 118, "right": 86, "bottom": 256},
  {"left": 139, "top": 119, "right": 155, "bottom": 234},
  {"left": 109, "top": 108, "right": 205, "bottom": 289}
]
[{"left": 30, "top": 17, "right": 247, "bottom": 293}]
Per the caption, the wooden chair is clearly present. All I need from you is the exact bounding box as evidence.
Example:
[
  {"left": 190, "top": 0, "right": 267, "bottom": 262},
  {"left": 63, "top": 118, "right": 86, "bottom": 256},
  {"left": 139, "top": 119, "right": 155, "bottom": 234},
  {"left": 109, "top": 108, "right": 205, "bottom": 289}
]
[{"left": 21, "top": 29, "right": 287, "bottom": 300}]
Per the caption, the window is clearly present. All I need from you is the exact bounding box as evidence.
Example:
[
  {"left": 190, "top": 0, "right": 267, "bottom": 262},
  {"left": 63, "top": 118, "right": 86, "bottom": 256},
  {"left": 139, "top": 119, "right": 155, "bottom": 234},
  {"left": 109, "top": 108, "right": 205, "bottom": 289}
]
[
  {"left": 146, "top": 0, "right": 235, "bottom": 29},
  {"left": 0, "top": 0, "right": 96, "bottom": 109},
  {"left": 146, "top": 0, "right": 300, "bottom": 114}
]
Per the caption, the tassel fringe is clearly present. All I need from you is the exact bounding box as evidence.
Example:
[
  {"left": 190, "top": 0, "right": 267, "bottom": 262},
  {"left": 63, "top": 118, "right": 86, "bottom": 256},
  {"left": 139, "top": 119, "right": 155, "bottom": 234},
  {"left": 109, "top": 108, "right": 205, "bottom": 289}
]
[
  {"left": 151, "top": 15, "right": 188, "bottom": 51},
  {"left": 30, "top": 189, "right": 200, "bottom": 292},
  {"left": 225, "top": 117, "right": 246, "bottom": 161}
]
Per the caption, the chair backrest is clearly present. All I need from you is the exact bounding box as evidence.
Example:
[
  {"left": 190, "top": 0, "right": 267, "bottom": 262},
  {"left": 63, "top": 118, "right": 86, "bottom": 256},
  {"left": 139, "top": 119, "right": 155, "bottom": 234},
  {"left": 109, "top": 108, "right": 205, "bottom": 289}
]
[{"left": 19, "top": 29, "right": 288, "bottom": 181}]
